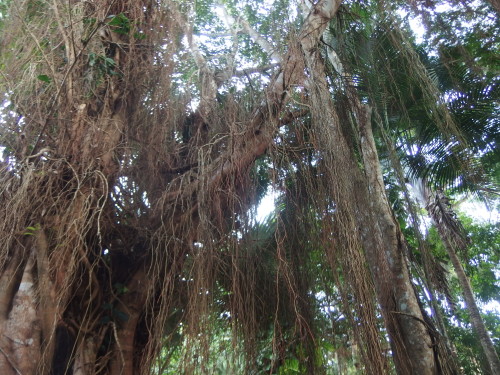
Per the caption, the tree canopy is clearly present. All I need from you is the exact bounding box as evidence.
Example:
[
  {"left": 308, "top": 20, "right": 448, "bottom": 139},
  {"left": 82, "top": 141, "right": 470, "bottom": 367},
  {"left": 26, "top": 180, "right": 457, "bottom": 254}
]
[{"left": 0, "top": 0, "right": 498, "bottom": 374}]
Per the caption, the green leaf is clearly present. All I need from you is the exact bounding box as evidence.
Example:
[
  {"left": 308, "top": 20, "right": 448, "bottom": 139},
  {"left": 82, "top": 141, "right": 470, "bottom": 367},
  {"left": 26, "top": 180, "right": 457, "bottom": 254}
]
[
  {"left": 113, "top": 282, "right": 129, "bottom": 295},
  {"left": 83, "top": 17, "right": 96, "bottom": 25},
  {"left": 280, "top": 358, "right": 300, "bottom": 373},
  {"left": 104, "top": 57, "right": 115, "bottom": 66},
  {"left": 107, "top": 13, "right": 131, "bottom": 34},
  {"left": 37, "top": 74, "right": 51, "bottom": 83},
  {"left": 133, "top": 32, "right": 146, "bottom": 40},
  {"left": 23, "top": 224, "right": 41, "bottom": 235}
]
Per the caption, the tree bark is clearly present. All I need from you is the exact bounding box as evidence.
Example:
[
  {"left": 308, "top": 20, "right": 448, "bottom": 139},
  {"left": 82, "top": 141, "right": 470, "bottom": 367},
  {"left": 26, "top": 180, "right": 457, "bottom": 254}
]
[
  {"left": 302, "top": 34, "right": 437, "bottom": 371},
  {"left": 357, "top": 108, "right": 437, "bottom": 375},
  {"left": 109, "top": 269, "right": 149, "bottom": 375},
  {"left": 326, "top": 46, "right": 438, "bottom": 373},
  {"left": 0, "top": 1, "right": 153, "bottom": 374},
  {"left": 446, "top": 238, "right": 500, "bottom": 375},
  {"left": 1, "top": 250, "right": 41, "bottom": 375},
  {"left": 425, "top": 190, "right": 500, "bottom": 375}
]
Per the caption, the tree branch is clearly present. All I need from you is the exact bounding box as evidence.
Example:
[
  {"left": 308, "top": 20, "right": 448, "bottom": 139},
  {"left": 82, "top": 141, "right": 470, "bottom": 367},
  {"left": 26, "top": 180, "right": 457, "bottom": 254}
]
[
  {"left": 221, "top": 6, "right": 282, "bottom": 63},
  {"left": 160, "top": 0, "right": 341, "bottom": 212}
]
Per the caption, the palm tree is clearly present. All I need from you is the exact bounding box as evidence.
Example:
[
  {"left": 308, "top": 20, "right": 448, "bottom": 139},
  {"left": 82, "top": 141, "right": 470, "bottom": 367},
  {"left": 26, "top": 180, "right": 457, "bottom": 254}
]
[
  {"left": 422, "top": 187, "right": 500, "bottom": 375},
  {"left": 338, "top": 3, "right": 500, "bottom": 373}
]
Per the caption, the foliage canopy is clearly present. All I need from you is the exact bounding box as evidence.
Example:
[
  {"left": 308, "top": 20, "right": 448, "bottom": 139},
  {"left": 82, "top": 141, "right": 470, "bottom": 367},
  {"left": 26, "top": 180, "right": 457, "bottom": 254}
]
[{"left": 0, "top": 0, "right": 498, "bottom": 374}]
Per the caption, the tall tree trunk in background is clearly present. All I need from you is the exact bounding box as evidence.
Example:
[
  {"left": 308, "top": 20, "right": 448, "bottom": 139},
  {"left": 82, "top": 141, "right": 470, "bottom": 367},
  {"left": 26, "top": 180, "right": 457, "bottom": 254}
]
[
  {"left": 379, "top": 119, "right": 462, "bottom": 373},
  {"left": 328, "top": 45, "right": 442, "bottom": 373},
  {"left": 424, "top": 189, "right": 500, "bottom": 375},
  {"left": 303, "top": 43, "right": 438, "bottom": 373},
  {"left": 357, "top": 107, "right": 438, "bottom": 375}
]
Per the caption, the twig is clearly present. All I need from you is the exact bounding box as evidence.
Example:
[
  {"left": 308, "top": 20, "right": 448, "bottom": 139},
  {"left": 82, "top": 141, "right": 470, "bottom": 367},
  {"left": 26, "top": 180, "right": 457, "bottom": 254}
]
[{"left": 30, "top": 0, "right": 119, "bottom": 156}]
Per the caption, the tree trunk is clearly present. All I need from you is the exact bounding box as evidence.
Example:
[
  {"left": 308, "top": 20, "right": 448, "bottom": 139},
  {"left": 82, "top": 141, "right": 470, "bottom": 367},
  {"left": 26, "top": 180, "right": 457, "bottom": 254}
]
[
  {"left": 425, "top": 190, "right": 500, "bottom": 375},
  {"left": 327, "top": 45, "right": 439, "bottom": 373},
  {"left": 446, "top": 238, "right": 500, "bottom": 375},
  {"left": 377, "top": 119, "right": 461, "bottom": 374},
  {"left": 357, "top": 107, "right": 437, "bottom": 375},
  {"left": 303, "top": 40, "right": 437, "bottom": 372},
  {"left": 0, "top": 1, "right": 156, "bottom": 374},
  {"left": 0, "top": 250, "right": 41, "bottom": 375}
]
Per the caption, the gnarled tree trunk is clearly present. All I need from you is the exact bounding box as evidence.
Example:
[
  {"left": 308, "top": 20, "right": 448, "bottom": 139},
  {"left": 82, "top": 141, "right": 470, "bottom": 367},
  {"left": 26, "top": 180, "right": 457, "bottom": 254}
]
[{"left": 0, "top": 1, "right": 159, "bottom": 374}]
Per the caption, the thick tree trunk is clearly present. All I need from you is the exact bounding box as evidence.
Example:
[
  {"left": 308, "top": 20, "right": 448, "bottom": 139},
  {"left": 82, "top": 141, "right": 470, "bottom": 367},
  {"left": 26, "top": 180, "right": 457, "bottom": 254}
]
[
  {"left": 109, "top": 269, "right": 149, "bottom": 375},
  {"left": 357, "top": 107, "right": 437, "bottom": 375},
  {"left": 0, "top": 250, "right": 41, "bottom": 375},
  {"left": 302, "top": 38, "right": 437, "bottom": 371},
  {"left": 0, "top": 245, "right": 150, "bottom": 375},
  {"left": 0, "top": 1, "right": 155, "bottom": 373}
]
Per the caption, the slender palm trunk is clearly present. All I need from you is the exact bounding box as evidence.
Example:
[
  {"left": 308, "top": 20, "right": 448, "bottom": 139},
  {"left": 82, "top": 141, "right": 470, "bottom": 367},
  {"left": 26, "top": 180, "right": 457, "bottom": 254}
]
[
  {"left": 425, "top": 190, "right": 500, "bottom": 375},
  {"left": 446, "top": 238, "right": 500, "bottom": 375}
]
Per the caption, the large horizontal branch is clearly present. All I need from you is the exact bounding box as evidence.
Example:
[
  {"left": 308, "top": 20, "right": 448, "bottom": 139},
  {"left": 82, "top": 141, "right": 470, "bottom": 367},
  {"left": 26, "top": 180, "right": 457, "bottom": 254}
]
[{"left": 158, "top": 0, "right": 341, "bottom": 222}]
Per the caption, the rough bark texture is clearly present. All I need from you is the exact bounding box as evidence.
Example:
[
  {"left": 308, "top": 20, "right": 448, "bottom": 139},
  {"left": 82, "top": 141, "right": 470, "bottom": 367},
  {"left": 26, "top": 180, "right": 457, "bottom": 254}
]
[
  {"left": 327, "top": 46, "right": 440, "bottom": 373},
  {"left": 357, "top": 108, "right": 437, "bottom": 375},
  {"left": 302, "top": 35, "right": 439, "bottom": 372},
  {"left": 0, "top": 1, "right": 153, "bottom": 374},
  {"left": 1, "top": 251, "right": 41, "bottom": 375}
]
